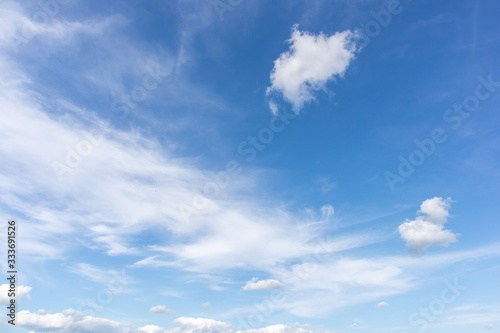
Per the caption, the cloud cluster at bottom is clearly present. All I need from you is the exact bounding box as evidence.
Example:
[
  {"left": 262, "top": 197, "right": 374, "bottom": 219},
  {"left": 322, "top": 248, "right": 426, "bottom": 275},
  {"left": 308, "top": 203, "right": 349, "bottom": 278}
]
[{"left": 16, "top": 309, "right": 312, "bottom": 333}]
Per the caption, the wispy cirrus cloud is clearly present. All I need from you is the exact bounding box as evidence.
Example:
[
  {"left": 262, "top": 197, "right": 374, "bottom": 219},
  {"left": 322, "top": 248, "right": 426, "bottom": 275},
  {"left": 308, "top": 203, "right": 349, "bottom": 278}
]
[
  {"left": 67, "top": 263, "right": 130, "bottom": 290},
  {"left": 0, "top": 4, "right": 376, "bottom": 275},
  {"left": 261, "top": 243, "right": 500, "bottom": 317},
  {"left": 0, "top": 1, "right": 127, "bottom": 51},
  {"left": 135, "top": 231, "right": 380, "bottom": 273},
  {"left": 427, "top": 304, "right": 500, "bottom": 330}
]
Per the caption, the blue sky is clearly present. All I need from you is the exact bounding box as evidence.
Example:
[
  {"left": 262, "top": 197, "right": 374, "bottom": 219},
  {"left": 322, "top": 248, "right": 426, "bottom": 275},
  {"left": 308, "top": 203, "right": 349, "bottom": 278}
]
[{"left": 1, "top": 0, "right": 500, "bottom": 332}]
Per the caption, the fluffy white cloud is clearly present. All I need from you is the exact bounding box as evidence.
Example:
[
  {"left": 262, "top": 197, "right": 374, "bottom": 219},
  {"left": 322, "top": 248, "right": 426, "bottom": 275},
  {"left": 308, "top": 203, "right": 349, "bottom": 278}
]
[
  {"left": 167, "top": 317, "right": 233, "bottom": 333},
  {"left": 237, "top": 324, "right": 312, "bottom": 333},
  {"left": 17, "top": 309, "right": 127, "bottom": 333},
  {"left": 0, "top": 284, "right": 32, "bottom": 305},
  {"left": 419, "top": 197, "right": 451, "bottom": 224},
  {"left": 150, "top": 305, "right": 175, "bottom": 315},
  {"left": 138, "top": 325, "right": 168, "bottom": 333},
  {"left": 242, "top": 277, "right": 284, "bottom": 291},
  {"left": 398, "top": 220, "right": 457, "bottom": 253},
  {"left": 375, "top": 301, "right": 389, "bottom": 308},
  {"left": 141, "top": 321, "right": 310, "bottom": 333},
  {"left": 398, "top": 197, "right": 458, "bottom": 253},
  {"left": 267, "top": 25, "right": 357, "bottom": 112},
  {"left": 19, "top": 311, "right": 238, "bottom": 333}
]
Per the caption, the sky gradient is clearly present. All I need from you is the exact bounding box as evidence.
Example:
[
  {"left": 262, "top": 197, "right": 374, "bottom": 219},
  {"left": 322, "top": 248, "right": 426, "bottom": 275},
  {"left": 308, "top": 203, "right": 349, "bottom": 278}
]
[{"left": 0, "top": 0, "right": 500, "bottom": 332}]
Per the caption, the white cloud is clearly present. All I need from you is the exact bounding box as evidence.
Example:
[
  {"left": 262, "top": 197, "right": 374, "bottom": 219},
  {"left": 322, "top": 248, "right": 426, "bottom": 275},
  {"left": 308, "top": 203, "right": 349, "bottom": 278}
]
[
  {"left": 237, "top": 324, "right": 312, "bottom": 333},
  {"left": 440, "top": 311, "right": 500, "bottom": 328},
  {"left": 202, "top": 302, "right": 211, "bottom": 308},
  {"left": 242, "top": 277, "right": 284, "bottom": 291},
  {"left": 137, "top": 231, "right": 377, "bottom": 273},
  {"left": 375, "top": 301, "right": 389, "bottom": 308},
  {"left": 267, "top": 25, "right": 357, "bottom": 112},
  {"left": 439, "top": 304, "right": 500, "bottom": 328},
  {"left": 139, "top": 325, "right": 168, "bottom": 333},
  {"left": 269, "top": 100, "right": 279, "bottom": 116},
  {"left": 0, "top": 1, "right": 126, "bottom": 50},
  {"left": 398, "top": 220, "right": 457, "bottom": 253},
  {"left": 19, "top": 310, "right": 231, "bottom": 333},
  {"left": 419, "top": 196, "right": 452, "bottom": 224},
  {"left": 3, "top": 1, "right": 498, "bottom": 324},
  {"left": 67, "top": 263, "right": 130, "bottom": 290},
  {"left": 398, "top": 197, "right": 458, "bottom": 253},
  {"left": 17, "top": 309, "right": 127, "bottom": 333},
  {"left": 0, "top": 284, "right": 32, "bottom": 305},
  {"left": 167, "top": 317, "right": 233, "bottom": 333},
  {"left": 150, "top": 305, "right": 175, "bottom": 315},
  {"left": 142, "top": 321, "right": 310, "bottom": 333},
  {"left": 18, "top": 308, "right": 314, "bottom": 333},
  {"left": 321, "top": 205, "right": 335, "bottom": 221},
  {"left": 0, "top": 3, "right": 380, "bottom": 289}
]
